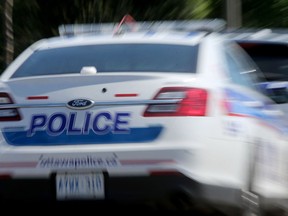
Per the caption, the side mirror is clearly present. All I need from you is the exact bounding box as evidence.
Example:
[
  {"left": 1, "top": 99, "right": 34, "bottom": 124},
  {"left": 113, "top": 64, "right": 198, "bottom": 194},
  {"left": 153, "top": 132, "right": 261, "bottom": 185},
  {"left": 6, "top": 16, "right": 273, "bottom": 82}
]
[{"left": 257, "top": 81, "right": 288, "bottom": 104}]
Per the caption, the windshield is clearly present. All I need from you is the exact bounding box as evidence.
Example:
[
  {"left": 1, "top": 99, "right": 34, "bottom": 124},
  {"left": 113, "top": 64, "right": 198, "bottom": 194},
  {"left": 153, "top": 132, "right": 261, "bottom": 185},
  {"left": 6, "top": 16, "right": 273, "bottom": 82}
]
[{"left": 11, "top": 43, "right": 199, "bottom": 78}]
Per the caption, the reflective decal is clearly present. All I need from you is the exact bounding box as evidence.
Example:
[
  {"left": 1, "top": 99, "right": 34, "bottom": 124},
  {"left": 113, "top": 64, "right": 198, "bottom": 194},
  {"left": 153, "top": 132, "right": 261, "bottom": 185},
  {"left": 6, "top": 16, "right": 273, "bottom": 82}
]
[
  {"left": 38, "top": 154, "right": 119, "bottom": 168},
  {"left": 27, "top": 112, "right": 130, "bottom": 137},
  {"left": 2, "top": 111, "right": 163, "bottom": 146}
]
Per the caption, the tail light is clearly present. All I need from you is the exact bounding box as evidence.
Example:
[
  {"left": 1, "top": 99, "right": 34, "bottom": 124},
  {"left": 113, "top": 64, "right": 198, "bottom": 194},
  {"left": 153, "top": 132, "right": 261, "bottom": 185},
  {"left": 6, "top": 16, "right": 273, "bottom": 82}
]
[
  {"left": 0, "top": 174, "right": 11, "bottom": 179},
  {"left": 143, "top": 87, "right": 208, "bottom": 117},
  {"left": 0, "top": 93, "right": 21, "bottom": 121}
]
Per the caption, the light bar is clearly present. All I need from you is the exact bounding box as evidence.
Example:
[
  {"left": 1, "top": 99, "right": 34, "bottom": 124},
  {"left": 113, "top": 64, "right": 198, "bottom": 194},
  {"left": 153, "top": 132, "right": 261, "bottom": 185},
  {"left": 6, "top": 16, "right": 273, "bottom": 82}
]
[{"left": 58, "top": 19, "right": 226, "bottom": 37}]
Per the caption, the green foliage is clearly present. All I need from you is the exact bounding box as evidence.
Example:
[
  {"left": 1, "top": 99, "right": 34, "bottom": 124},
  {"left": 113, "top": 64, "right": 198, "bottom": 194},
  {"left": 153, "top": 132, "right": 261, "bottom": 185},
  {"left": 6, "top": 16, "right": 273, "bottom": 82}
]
[
  {"left": 241, "top": 0, "right": 288, "bottom": 27},
  {"left": 182, "top": 0, "right": 224, "bottom": 19},
  {"left": 242, "top": 0, "right": 277, "bottom": 27},
  {"left": 13, "top": 0, "right": 41, "bottom": 57}
]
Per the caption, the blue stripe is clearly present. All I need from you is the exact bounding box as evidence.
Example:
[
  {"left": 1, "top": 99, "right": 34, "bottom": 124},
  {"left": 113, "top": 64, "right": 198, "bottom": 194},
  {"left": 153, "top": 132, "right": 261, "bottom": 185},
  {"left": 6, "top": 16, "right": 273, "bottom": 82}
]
[
  {"left": 225, "top": 88, "right": 288, "bottom": 133},
  {"left": 3, "top": 126, "right": 163, "bottom": 146}
]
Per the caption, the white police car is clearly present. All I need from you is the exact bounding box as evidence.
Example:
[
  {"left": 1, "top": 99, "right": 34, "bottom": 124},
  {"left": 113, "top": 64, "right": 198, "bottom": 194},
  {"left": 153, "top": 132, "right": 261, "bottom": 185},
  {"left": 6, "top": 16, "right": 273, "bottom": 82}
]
[
  {"left": 223, "top": 29, "right": 288, "bottom": 117},
  {"left": 0, "top": 18, "right": 288, "bottom": 215}
]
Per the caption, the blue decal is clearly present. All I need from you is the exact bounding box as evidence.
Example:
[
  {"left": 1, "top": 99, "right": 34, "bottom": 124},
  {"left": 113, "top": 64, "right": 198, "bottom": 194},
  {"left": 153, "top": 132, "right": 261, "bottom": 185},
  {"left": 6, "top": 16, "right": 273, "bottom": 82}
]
[
  {"left": 224, "top": 88, "right": 288, "bottom": 133},
  {"left": 93, "top": 112, "right": 112, "bottom": 134},
  {"left": 27, "top": 112, "right": 131, "bottom": 137},
  {"left": 2, "top": 126, "right": 163, "bottom": 146},
  {"left": 48, "top": 113, "right": 66, "bottom": 136},
  {"left": 4, "top": 110, "right": 163, "bottom": 146}
]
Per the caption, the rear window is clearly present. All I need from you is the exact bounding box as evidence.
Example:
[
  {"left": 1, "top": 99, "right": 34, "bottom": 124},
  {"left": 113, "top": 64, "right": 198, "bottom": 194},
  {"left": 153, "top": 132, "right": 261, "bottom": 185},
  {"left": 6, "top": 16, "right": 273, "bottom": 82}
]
[
  {"left": 238, "top": 42, "right": 288, "bottom": 82},
  {"left": 11, "top": 43, "right": 199, "bottom": 78}
]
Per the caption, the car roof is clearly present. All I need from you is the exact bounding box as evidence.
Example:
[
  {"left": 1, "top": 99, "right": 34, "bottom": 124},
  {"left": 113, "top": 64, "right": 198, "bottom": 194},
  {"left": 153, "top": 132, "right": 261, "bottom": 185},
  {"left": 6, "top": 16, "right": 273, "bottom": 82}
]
[
  {"left": 33, "top": 19, "right": 226, "bottom": 50},
  {"left": 222, "top": 28, "right": 288, "bottom": 43},
  {"left": 36, "top": 31, "right": 208, "bottom": 50},
  {"left": 58, "top": 18, "right": 226, "bottom": 36}
]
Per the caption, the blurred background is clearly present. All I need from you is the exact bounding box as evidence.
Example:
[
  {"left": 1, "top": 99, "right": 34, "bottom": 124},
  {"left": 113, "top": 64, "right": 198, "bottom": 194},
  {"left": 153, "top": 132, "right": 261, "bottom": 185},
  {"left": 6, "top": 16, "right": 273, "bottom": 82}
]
[{"left": 0, "top": 0, "right": 287, "bottom": 72}]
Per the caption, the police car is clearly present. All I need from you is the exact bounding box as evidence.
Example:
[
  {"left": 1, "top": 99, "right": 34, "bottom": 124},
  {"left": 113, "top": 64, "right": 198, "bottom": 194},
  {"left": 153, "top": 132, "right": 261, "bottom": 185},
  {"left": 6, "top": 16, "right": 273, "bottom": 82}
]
[
  {"left": 224, "top": 28, "right": 288, "bottom": 116},
  {"left": 0, "top": 17, "right": 288, "bottom": 215}
]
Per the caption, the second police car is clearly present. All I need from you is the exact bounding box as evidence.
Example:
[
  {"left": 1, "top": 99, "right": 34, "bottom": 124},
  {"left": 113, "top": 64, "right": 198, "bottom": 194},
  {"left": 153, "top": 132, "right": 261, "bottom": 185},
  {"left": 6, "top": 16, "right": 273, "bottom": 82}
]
[
  {"left": 223, "top": 28, "right": 288, "bottom": 115},
  {"left": 0, "top": 17, "right": 287, "bottom": 215}
]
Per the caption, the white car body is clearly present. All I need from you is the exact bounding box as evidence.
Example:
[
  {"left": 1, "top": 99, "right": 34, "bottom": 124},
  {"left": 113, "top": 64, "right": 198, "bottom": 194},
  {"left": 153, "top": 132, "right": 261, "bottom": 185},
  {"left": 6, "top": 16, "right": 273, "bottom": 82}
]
[{"left": 0, "top": 20, "right": 288, "bottom": 214}]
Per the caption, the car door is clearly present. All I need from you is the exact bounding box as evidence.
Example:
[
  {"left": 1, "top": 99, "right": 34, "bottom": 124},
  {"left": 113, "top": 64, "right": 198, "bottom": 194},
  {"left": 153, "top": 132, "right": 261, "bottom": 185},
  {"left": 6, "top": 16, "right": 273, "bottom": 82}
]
[{"left": 224, "top": 41, "right": 288, "bottom": 200}]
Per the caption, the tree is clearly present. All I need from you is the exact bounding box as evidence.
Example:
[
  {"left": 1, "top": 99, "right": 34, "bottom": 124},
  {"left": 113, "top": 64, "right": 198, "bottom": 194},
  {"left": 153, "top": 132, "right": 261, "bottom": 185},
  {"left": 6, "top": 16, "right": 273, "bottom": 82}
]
[
  {"left": 226, "top": 0, "right": 242, "bottom": 28},
  {"left": 242, "top": 0, "right": 288, "bottom": 27},
  {"left": 13, "top": 0, "right": 41, "bottom": 58},
  {"left": 2, "top": 0, "right": 14, "bottom": 68}
]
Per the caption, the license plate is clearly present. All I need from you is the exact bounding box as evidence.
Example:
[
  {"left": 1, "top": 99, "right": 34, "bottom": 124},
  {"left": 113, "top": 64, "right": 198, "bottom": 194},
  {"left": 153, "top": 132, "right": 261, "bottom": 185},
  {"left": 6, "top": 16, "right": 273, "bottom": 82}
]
[{"left": 56, "top": 172, "right": 105, "bottom": 200}]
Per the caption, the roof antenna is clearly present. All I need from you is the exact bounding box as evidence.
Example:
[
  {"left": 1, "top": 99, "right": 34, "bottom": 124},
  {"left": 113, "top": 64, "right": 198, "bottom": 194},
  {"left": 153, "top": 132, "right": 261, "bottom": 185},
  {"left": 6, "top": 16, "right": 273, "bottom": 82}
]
[{"left": 113, "top": 14, "right": 136, "bottom": 35}]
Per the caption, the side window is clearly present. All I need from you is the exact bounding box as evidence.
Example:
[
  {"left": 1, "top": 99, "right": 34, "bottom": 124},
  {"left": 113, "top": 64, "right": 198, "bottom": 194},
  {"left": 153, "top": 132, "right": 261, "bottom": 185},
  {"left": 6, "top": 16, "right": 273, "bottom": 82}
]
[
  {"left": 239, "top": 43, "right": 288, "bottom": 82},
  {"left": 224, "top": 42, "right": 262, "bottom": 92}
]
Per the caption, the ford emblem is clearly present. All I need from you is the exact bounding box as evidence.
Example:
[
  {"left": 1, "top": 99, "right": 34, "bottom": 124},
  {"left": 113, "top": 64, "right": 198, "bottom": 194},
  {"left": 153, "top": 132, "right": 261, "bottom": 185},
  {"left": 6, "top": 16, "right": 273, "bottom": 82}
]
[{"left": 67, "top": 99, "right": 94, "bottom": 110}]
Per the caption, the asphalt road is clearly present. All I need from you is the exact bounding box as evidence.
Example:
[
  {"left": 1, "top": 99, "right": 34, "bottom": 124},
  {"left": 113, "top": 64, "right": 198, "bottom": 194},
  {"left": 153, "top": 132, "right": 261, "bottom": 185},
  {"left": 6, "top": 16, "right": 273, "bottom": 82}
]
[{"left": 3, "top": 200, "right": 228, "bottom": 215}]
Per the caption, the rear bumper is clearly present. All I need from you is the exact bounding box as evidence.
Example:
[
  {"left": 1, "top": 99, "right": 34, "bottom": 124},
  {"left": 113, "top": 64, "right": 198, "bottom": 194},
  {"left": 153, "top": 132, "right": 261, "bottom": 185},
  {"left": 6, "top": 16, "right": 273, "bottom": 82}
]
[
  {"left": 0, "top": 173, "right": 193, "bottom": 201},
  {"left": 0, "top": 172, "right": 242, "bottom": 209}
]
